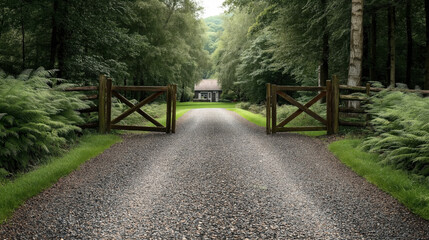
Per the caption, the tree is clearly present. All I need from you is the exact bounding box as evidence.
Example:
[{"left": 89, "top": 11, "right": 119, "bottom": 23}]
[
  {"left": 406, "top": 0, "right": 412, "bottom": 87},
  {"left": 425, "top": 0, "right": 429, "bottom": 89},
  {"left": 387, "top": 4, "right": 396, "bottom": 86},
  {"left": 347, "top": 0, "right": 364, "bottom": 87}
]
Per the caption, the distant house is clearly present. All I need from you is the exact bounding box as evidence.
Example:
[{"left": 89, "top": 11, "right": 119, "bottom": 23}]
[{"left": 194, "top": 79, "right": 222, "bottom": 102}]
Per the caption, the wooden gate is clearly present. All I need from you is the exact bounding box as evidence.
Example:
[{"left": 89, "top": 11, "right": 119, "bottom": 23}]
[
  {"left": 266, "top": 80, "right": 338, "bottom": 135},
  {"left": 99, "top": 76, "right": 177, "bottom": 134},
  {"left": 68, "top": 75, "right": 177, "bottom": 134}
]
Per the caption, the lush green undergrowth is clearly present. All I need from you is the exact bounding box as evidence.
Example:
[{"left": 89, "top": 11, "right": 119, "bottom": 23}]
[
  {"left": 0, "top": 134, "right": 121, "bottom": 223},
  {"left": 330, "top": 139, "right": 429, "bottom": 220},
  {"left": 0, "top": 69, "right": 87, "bottom": 174},
  {"left": 361, "top": 90, "right": 429, "bottom": 177}
]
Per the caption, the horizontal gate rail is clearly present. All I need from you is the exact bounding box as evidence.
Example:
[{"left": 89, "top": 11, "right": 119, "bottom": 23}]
[
  {"left": 111, "top": 125, "right": 167, "bottom": 132},
  {"left": 112, "top": 86, "right": 168, "bottom": 92}
]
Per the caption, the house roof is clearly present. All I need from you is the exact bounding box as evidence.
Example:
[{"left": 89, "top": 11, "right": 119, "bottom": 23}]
[{"left": 195, "top": 79, "right": 221, "bottom": 91}]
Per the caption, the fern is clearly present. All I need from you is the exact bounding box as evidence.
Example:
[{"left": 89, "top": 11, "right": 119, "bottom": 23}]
[
  {"left": 0, "top": 68, "right": 89, "bottom": 173},
  {"left": 361, "top": 89, "right": 429, "bottom": 176}
]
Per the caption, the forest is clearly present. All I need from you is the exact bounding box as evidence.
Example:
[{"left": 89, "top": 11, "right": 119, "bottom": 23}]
[
  {"left": 0, "top": 0, "right": 210, "bottom": 101},
  {"left": 215, "top": 0, "right": 429, "bottom": 103}
]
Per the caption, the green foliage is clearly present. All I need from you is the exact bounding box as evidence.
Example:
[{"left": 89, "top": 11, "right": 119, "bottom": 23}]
[
  {"left": 361, "top": 91, "right": 429, "bottom": 176},
  {"left": 0, "top": 0, "right": 209, "bottom": 92},
  {"left": 221, "top": 90, "right": 238, "bottom": 101},
  {"left": 0, "top": 68, "right": 87, "bottom": 172},
  {"left": 204, "top": 15, "right": 224, "bottom": 55},
  {"left": 217, "top": 0, "right": 429, "bottom": 103},
  {"left": 203, "top": 15, "right": 224, "bottom": 78}
]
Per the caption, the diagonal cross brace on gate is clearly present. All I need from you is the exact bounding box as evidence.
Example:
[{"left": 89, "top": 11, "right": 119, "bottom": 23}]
[
  {"left": 266, "top": 80, "right": 337, "bottom": 135},
  {"left": 98, "top": 75, "right": 177, "bottom": 134}
]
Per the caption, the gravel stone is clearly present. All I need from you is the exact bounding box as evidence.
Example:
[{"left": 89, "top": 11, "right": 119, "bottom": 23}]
[{"left": 1, "top": 109, "right": 428, "bottom": 239}]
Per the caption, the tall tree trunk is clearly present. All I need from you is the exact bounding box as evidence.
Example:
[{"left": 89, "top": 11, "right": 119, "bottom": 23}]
[
  {"left": 57, "top": 0, "right": 67, "bottom": 78},
  {"left": 20, "top": 1, "right": 26, "bottom": 70},
  {"left": 387, "top": 5, "right": 396, "bottom": 87},
  {"left": 49, "top": 0, "right": 59, "bottom": 69},
  {"left": 363, "top": 24, "right": 369, "bottom": 82},
  {"left": 369, "top": 12, "right": 377, "bottom": 83},
  {"left": 347, "top": 0, "right": 364, "bottom": 87},
  {"left": 425, "top": 0, "right": 429, "bottom": 89},
  {"left": 406, "top": 0, "right": 413, "bottom": 88},
  {"left": 320, "top": 0, "right": 329, "bottom": 88},
  {"left": 0, "top": 8, "right": 5, "bottom": 39}
]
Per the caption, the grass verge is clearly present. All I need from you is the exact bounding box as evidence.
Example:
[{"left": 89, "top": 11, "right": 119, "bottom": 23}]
[
  {"left": 329, "top": 139, "right": 429, "bottom": 220},
  {"left": 0, "top": 134, "right": 121, "bottom": 223},
  {"left": 176, "top": 102, "right": 236, "bottom": 110}
]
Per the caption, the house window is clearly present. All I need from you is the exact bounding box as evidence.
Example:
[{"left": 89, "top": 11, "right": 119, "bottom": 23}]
[{"left": 201, "top": 92, "right": 208, "bottom": 99}]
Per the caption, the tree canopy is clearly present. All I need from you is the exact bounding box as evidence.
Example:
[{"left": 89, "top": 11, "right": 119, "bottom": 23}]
[
  {"left": 0, "top": 0, "right": 210, "bottom": 100},
  {"left": 215, "top": 0, "right": 429, "bottom": 103}
]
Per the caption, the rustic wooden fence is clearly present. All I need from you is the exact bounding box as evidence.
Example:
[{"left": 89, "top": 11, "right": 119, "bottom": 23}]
[
  {"left": 266, "top": 76, "right": 429, "bottom": 135},
  {"left": 66, "top": 75, "right": 177, "bottom": 134}
]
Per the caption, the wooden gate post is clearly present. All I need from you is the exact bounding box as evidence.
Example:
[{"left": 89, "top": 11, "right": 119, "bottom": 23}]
[
  {"left": 271, "top": 84, "right": 277, "bottom": 134},
  {"left": 365, "top": 82, "right": 371, "bottom": 125},
  {"left": 332, "top": 75, "right": 340, "bottom": 134},
  {"left": 266, "top": 83, "right": 271, "bottom": 134},
  {"left": 166, "top": 84, "right": 172, "bottom": 133},
  {"left": 172, "top": 84, "right": 177, "bottom": 133},
  {"left": 98, "top": 75, "right": 108, "bottom": 134},
  {"left": 326, "top": 80, "right": 333, "bottom": 135},
  {"left": 106, "top": 78, "right": 112, "bottom": 133}
]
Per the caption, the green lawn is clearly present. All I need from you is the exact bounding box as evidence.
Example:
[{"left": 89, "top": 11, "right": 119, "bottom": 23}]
[
  {"left": 329, "top": 139, "right": 429, "bottom": 220},
  {"left": 0, "top": 134, "right": 121, "bottom": 223},
  {"left": 176, "top": 102, "right": 236, "bottom": 110}
]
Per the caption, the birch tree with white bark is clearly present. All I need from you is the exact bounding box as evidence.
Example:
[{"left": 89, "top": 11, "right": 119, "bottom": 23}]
[{"left": 347, "top": 0, "right": 364, "bottom": 87}]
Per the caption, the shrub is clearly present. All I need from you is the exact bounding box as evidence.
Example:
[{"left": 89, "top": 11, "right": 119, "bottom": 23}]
[
  {"left": 0, "top": 68, "right": 88, "bottom": 172},
  {"left": 236, "top": 102, "right": 251, "bottom": 110},
  {"left": 221, "top": 90, "right": 238, "bottom": 101},
  {"left": 361, "top": 90, "right": 429, "bottom": 176}
]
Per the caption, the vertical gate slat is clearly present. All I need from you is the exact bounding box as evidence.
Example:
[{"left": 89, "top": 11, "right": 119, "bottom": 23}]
[
  {"left": 98, "top": 75, "right": 107, "bottom": 134},
  {"left": 106, "top": 78, "right": 112, "bottom": 133},
  {"left": 332, "top": 75, "right": 340, "bottom": 134},
  {"left": 166, "top": 84, "right": 172, "bottom": 133},
  {"left": 326, "top": 80, "right": 333, "bottom": 134},
  {"left": 266, "top": 83, "right": 271, "bottom": 134},
  {"left": 365, "top": 82, "right": 371, "bottom": 125},
  {"left": 271, "top": 84, "right": 277, "bottom": 134},
  {"left": 172, "top": 85, "right": 177, "bottom": 134}
]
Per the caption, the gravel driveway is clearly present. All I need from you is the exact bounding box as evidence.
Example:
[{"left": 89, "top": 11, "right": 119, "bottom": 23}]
[{"left": 1, "top": 109, "right": 428, "bottom": 239}]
